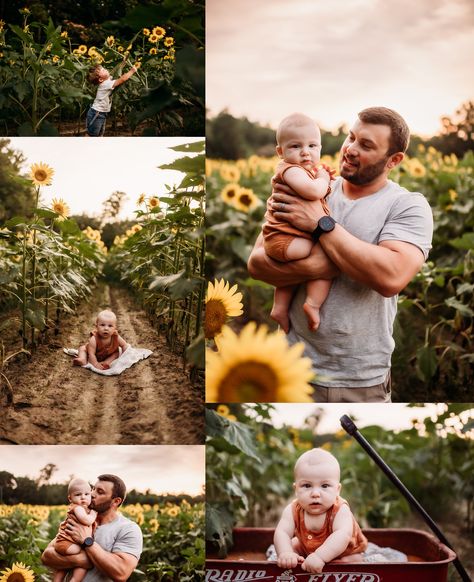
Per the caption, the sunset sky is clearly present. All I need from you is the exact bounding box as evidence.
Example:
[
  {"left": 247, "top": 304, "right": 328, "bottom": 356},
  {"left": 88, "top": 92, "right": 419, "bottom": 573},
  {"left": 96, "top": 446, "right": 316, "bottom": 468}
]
[
  {"left": 0, "top": 445, "right": 205, "bottom": 496},
  {"left": 8, "top": 137, "right": 202, "bottom": 219},
  {"left": 207, "top": 0, "right": 474, "bottom": 136}
]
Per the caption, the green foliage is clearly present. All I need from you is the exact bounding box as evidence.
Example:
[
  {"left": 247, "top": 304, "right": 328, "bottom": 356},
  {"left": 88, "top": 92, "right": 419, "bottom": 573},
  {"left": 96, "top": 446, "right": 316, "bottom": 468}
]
[
  {"left": 206, "top": 404, "right": 474, "bottom": 559},
  {"left": 106, "top": 141, "right": 205, "bottom": 370}
]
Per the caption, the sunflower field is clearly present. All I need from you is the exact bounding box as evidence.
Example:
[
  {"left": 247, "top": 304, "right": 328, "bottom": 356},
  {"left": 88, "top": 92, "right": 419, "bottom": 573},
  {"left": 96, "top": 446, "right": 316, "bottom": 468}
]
[
  {"left": 0, "top": 141, "right": 205, "bottom": 400},
  {"left": 0, "top": 500, "right": 205, "bottom": 580},
  {"left": 205, "top": 147, "right": 474, "bottom": 401},
  {"left": 0, "top": 3, "right": 204, "bottom": 136}
]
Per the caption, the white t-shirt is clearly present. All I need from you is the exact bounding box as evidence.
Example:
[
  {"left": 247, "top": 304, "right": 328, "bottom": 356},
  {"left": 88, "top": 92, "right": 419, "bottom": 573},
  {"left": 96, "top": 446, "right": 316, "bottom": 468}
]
[
  {"left": 287, "top": 177, "right": 433, "bottom": 387},
  {"left": 92, "top": 78, "right": 115, "bottom": 112}
]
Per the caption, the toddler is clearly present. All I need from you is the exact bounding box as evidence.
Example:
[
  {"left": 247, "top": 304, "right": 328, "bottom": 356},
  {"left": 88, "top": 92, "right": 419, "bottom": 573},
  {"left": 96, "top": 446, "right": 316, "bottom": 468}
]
[
  {"left": 86, "top": 61, "right": 137, "bottom": 136},
  {"left": 274, "top": 448, "right": 367, "bottom": 574},
  {"left": 73, "top": 309, "right": 128, "bottom": 370},
  {"left": 262, "top": 112, "right": 334, "bottom": 333},
  {"left": 52, "top": 478, "right": 97, "bottom": 582}
]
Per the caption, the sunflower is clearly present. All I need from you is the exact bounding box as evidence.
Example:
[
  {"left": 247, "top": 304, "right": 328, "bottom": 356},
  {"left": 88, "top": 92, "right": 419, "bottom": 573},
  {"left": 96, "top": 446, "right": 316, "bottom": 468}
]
[
  {"left": 235, "top": 187, "right": 260, "bottom": 212},
  {"left": 164, "top": 37, "right": 174, "bottom": 47},
  {"left": 106, "top": 36, "right": 115, "bottom": 46},
  {"left": 205, "top": 279, "right": 243, "bottom": 339},
  {"left": 220, "top": 164, "right": 240, "bottom": 183},
  {"left": 149, "top": 47, "right": 158, "bottom": 55},
  {"left": 131, "top": 224, "right": 143, "bottom": 234},
  {"left": 60, "top": 30, "right": 68, "bottom": 38},
  {"left": 206, "top": 322, "right": 314, "bottom": 403},
  {"left": 220, "top": 183, "right": 241, "bottom": 206},
  {"left": 148, "top": 34, "right": 159, "bottom": 43},
  {"left": 407, "top": 158, "right": 426, "bottom": 178},
  {"left": 148, "top": 196, "right": 160, "bottom": 208},
  {"left": 143, "top": 28, "right": 151, "bottom": 36},
  {"left": 134, "top": 61, "right": 141, "bottom": 69},
  {"left": 52, "top": 55, "right": 60, "bottom": 63},
  {"left": 29, "top": 162, "right": 54, "bottom": 186},
  {"left": 153, "top": 26, "right": 166, "bottom": 38},
  {"left": 78, "top": 44, "right": 87, "bottom": 54},
  {"left": 0, "top": 562, "right": 35, "bottom": 582},
  {"left": 137, "top": 193, "right": 146, "bottom": 205},
  {"left": 51, "top": 198, "right": 70, "bottom": 220}
]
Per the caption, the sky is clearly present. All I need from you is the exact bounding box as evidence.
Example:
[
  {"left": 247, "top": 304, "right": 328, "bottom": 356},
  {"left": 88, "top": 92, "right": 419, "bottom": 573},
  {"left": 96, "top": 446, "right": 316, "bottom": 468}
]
[
  {"left": 9, "top": 137, "right": 202, "bottom": 220},
  {"left": 206, "top": 0, "right": 474, "bottom": 136},
  {"left": 0, "top": 445, "right": 205, "bottom": 496},
  {"left": 269, "top": 403, "right": 442, "bottom": 432}
]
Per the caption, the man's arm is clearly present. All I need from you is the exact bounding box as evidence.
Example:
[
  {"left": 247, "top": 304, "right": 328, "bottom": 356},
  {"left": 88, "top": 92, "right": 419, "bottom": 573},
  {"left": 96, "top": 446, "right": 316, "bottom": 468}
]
[
  {"left": 67, "top": 520, "right": 138, "bottom": 582},
  {"left": 247, "top": 233, "right": 339, "bottom": 287},
  {"left": 270, "top": 194, "right": 425, "bottom": 296},
  {"left": 41, "top": 541, "right": 92, "bottom": 569}
]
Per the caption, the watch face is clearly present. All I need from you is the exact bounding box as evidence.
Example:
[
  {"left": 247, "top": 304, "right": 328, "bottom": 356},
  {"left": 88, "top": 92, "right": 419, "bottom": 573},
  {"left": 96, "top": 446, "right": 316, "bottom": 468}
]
[
  {"left": 84, "top": 537, "right": 94, "bottom": 547},
  {"left": 320, "top": 216, "right": 335, "bottom": 231}
]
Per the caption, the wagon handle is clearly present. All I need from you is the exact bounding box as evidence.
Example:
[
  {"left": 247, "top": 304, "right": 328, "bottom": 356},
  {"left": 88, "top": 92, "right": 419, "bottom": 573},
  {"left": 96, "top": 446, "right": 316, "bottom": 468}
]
[{"left": 340, "top": 414, "right": 471, "bottom": 582}]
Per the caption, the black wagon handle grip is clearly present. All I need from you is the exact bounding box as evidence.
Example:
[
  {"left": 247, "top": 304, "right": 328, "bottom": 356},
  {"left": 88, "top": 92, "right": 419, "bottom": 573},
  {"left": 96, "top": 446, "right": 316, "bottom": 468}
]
[{"left": 339, "top": 414, "right": 471, "bottom": 582}]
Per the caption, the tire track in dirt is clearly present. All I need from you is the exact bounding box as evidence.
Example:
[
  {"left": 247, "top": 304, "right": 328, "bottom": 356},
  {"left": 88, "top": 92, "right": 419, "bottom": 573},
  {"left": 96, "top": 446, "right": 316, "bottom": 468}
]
[{"left": 0, "top": 283, "right": 203, "bottom": 445}]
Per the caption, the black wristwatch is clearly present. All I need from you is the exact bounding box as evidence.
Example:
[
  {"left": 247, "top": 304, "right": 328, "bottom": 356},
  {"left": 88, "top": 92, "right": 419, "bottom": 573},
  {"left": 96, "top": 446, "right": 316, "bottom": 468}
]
[
  {"left": 312, "top": 215, "right": 336, "bottom": 243},
  {"left": 81, "top": 537, "right": 94, "bottom": 549}
]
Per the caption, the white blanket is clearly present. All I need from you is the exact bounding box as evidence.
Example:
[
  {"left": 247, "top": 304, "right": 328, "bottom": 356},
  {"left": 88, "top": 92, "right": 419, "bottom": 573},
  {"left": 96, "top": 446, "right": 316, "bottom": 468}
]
[{"left": 63, "top": 346, "right": 153, "bottom": 376}]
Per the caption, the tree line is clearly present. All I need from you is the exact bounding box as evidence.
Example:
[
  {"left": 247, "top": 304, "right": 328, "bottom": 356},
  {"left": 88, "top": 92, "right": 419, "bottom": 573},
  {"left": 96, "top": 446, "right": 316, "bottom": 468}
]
[
  {"left": 207, "top": 101, "right": 474, "bottom": 160},
  {"left": 0, "top": 466, "right": 204, "bottom": 506}
]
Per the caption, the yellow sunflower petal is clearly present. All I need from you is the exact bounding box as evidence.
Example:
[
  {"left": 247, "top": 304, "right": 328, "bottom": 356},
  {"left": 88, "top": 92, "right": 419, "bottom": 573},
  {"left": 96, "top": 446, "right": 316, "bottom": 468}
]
[
  {"left": 205, "top": 279, "right": 243, "bottom": 339},
  {"left": 0, "top": 562, "right": 35, "bottom": 582},
  {"left": 206, "top": 322, "right": 314, "bottom": 403},
  {"left": 29, "top": 162, "right": 54, "bottom": 186}
]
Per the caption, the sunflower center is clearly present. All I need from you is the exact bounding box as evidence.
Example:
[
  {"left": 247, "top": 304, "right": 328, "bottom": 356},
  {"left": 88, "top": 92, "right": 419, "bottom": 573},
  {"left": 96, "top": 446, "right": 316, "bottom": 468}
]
[
  {"left": 239, "top": 194, "right": 252, "bottom": 207},
  {"left": 218, "top": 362, "right": 278, "bottom": 402},
  {"left": 35, "top": 170, "right": 47, "bottom": 181},
  {"left": 205, "top": 299, "right": 227, "bottom": 339},
  {"left": 7, "top": 574, "right": 27, "bottom": 582},
  {"left": 227, "top": 188, "right": 236, "bottom": 198}
]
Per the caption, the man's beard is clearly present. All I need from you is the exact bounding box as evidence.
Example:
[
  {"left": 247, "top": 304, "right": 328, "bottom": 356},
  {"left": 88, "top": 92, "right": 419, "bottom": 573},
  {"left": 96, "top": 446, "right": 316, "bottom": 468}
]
[
  {"left": 91, "top": 499, "right": 113, "bottom": 513},
  {"left": 340, "top": 154, "right": 389, "bottom": 186}
]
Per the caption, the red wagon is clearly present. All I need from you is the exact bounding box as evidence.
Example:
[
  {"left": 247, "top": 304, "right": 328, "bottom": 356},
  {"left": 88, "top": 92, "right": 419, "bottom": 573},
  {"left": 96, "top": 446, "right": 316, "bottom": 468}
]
[{"left": 206, "top": 526, "right": 457, "bottom": 582}]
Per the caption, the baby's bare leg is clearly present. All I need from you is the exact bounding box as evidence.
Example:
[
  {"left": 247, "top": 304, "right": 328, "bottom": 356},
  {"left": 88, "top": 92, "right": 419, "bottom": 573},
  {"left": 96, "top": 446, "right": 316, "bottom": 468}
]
[
  {"left": 337, "top": 553, "right": 365, "bottom": 563},
  {"left": 53, "top": 570, "right": 67, "bottom": 582},
  {"left": 303, "top": 279, "right": 332, "bottom": 331},
  {"left": 64, "top": 542, "right": 82, "bottom": 554},
  {"left": 271, "top": 285, "right": 296, "bottom": 334},
  {"left": 99, "top": 350, "right": 120, "bottom": 370},
  {"left": 73, "top": 345, "right": 88, "bottom": 366},
  {"left": 285, "top": 237, "right": 313, "bottom": 260},
  {"left": 69, "top": 567, "right": 89, "bottom": 582}
]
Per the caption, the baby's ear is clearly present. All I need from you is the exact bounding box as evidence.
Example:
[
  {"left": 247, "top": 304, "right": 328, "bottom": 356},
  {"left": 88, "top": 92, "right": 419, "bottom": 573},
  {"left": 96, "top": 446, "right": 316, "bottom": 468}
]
[
  {"left": 337, "top": 482, "right": 342, "bottom": 494},
  {"left": 276, "top": 145, "right": 283, "bottom": 158}
]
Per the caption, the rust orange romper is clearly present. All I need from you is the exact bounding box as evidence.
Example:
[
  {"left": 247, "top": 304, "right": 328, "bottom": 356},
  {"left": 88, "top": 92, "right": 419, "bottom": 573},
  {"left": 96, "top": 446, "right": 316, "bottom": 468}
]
[
  {"left": 292, "top": 496, "right": 368, "bottom": 559},
  {"left": 90, "top": 329, "right": 120, "bottom": 361},
  {"left": 54, "top": 504, "right": 97, "bottom": 554},
  {"left": 262, "top": 161, "right": 331, "bottom": 262}
]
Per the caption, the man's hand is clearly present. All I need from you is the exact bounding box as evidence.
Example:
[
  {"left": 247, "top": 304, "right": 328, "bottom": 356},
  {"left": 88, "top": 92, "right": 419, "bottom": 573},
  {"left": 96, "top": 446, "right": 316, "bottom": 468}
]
[
  {"left": 270, "top": 192, "right": 326, "bottom": 233},
  {"left": 42, "top": 541, "right": 92, "bottom": 569},
  {"left": 277, "top": 551, "right": 304, "bottom": 569},
  {"left": 301, "top": 552, "right": 325, "bottom": 573},
  {"left": 64, "top": 517, "right": 93, "bottom": 545}
]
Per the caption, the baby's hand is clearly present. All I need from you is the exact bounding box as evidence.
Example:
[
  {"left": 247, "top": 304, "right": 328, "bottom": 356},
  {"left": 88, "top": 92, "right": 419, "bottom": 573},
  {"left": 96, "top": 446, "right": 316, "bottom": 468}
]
[
  {"left": 101, "top": 363, "right": 110, "bottom": 370},
  {"left": 301, "top": 552, "right": 325, "bottom": 574},
  {"left": 316, "top": 166, "right": 331, "bottom": 184},
  {"left": 277, "top": 551, "right": 303, "bottom": 569}
]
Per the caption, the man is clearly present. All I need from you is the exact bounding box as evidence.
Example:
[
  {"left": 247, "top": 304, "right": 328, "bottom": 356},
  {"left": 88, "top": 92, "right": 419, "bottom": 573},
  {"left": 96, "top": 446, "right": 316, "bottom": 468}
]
[
  {"left": 248, "top": 107, "right": 433, "bottom": 402},
  {"left": 42, "top": 474, "right": 143, "bottom": 581}
]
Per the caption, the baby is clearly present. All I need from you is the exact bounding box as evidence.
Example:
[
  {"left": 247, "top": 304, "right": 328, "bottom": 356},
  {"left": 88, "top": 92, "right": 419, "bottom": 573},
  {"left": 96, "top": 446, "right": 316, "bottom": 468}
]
[
  {"left": 52, "top": 478, "right": 97, "bottom": 582},
  {"left": 262, "top": 112, "right": 335, "bottom": 333},
  {"left": 73, "top": 309, "right": 128, "bottom": 370},
  {"left": 274, "top": 448, "right": 367, "bottom": 574}
]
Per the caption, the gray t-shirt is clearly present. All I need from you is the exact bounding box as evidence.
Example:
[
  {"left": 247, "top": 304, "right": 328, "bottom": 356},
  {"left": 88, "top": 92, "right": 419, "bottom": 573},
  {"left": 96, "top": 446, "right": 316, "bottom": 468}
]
[
  {"left": 287, "top": 177, "right": 433, "bottom": 387},
  {"left": 92, "top": 78, "right": 115, "bottom": 112},
  {"left": 83, "top": 514, "right": 143, "bottom": 581}
]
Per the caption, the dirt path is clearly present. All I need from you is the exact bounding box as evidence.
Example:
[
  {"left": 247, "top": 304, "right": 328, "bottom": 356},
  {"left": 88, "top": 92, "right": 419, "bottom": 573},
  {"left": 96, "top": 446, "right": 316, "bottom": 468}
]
[{"left": 0, "top": 285, "right": 204, "bottom": 445}]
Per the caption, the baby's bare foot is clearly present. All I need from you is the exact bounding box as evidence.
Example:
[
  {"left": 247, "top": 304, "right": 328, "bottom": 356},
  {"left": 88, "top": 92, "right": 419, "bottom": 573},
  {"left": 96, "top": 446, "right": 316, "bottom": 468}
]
[
  {"left": 73, "top": 357, "right": 86, "bottom": 366},
  {"left": 303, "top": 301, "right": 321, "bottom": 331},
  {"left": 270, "top": 305, "right": 290, "bottom": 334},
  {"left": 101, "top": 363, "right": 110, "bottom": 370}
]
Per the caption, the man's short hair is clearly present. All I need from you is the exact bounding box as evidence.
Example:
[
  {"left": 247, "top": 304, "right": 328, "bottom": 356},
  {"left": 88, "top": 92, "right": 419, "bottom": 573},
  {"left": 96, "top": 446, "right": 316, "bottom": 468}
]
[
  {"left": 88, "top": 65, "right": 102, "bottom": 85},
  {"left": 358, "top": 107, "right": 410, "bottom": 155},
  {"left": 97, "top": 474, "right": 126, "bottom": 505}
]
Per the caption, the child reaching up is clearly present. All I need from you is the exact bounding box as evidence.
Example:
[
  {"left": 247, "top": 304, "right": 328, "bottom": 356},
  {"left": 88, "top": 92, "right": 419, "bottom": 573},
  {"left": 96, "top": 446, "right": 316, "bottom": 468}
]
[
  {"left": 86, "top": 61, "right": 138, "bottom": 136},
  {"left": 262, "top": 112, "right": 335, "bottom": 333},
  {"left": 274, "top": 448, "right": 367, "bottom": 574},
  {"left": 73, "top": 309, "right": 128, "bottom": 370},
  {"left": 52, "top": 478, "right": 97, "bottom": 582}
]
